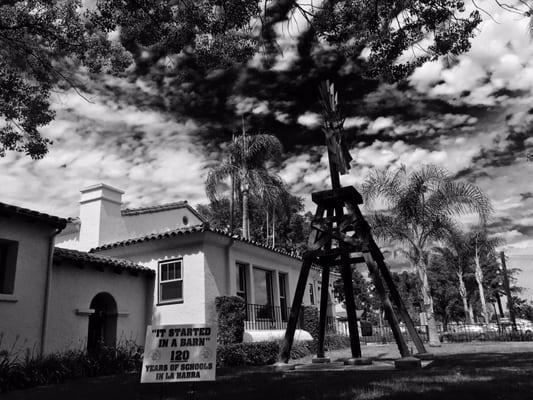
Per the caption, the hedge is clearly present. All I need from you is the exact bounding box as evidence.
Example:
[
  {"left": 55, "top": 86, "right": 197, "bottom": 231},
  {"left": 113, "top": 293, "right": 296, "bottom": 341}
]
[
  {"left": 217, "top": 342, "right": 279, "bottom": 367},
  {"left": 301, "top": 306, "right": 320, "bottom": 340},
  {"left": 215, "top": 296, "right": 246, "bottom": 345},
  {"left": 216, "top": 334, "right": 353, "bottom": 367},
  {"left": 0, "top": 342, "right": 142, "bottom": 393}
]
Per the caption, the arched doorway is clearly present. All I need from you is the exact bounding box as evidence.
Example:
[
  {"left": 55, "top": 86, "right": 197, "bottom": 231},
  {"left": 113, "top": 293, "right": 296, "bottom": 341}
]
[{"left": 88, "top": 292, "right": 117, "bottom": 352}]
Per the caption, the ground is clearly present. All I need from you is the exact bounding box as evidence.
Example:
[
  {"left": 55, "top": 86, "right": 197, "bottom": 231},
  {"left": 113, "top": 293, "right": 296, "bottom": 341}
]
[{"left": 4, "top": 342, "right": 533, "bottom": 400}]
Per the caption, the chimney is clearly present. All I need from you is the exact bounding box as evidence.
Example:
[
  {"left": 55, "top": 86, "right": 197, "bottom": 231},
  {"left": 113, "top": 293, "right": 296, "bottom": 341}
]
[{"left": 78, "top": 183, "right": 125, "bottom": 251}]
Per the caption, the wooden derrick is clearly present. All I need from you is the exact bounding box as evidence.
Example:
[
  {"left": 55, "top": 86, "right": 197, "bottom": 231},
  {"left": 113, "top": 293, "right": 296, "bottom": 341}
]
[{"left": 278, "top": 82, "right": 427, "bottom": 364}]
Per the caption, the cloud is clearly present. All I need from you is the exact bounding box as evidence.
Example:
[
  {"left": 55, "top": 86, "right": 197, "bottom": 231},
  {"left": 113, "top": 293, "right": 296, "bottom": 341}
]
[{"left": 0, "top": 89, "right": 208, "bottom": 217}]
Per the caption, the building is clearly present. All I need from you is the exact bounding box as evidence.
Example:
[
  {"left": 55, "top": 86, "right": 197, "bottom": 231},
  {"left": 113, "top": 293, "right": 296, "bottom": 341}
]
[{"left": 1, "top": 184, "right": 335, "bottom": 356}]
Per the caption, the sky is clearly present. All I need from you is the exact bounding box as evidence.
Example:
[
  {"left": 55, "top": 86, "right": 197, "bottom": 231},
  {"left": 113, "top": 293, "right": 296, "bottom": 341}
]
[{"left": 1, "top": 2, "right": 532, "bottom": 295}]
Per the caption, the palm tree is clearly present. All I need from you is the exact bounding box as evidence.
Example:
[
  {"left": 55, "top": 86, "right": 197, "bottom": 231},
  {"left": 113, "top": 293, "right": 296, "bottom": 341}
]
[
  {"left": 361, "top": 165, "right": 492, "bottom": 346},
  {"left": 206, "top": 131, "right": 285, "bottom": 240},
  {"left": 467, "top": 228, "right": 504, "bottom": 323},
  {"left": 432, "top": 230, "right": 474, "bottom": 324}
]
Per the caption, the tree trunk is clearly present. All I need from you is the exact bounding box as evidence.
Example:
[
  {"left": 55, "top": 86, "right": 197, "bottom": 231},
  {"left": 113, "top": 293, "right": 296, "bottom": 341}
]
[
  {"left": 242, "top": 188, "right": 249, "bottom": 240},
  {"left": 468, "top": 303, "right": 475, "bottom": 324},
  {"left": 229, "top": 174, "right": 235, "bottom": 234},
  {"left": 272, "top": 209, "right": 276, "bottom": 248},
  {"left": 266, "top": 210, "right": 270, "bottom": 246},
  {"left": 416, "top": 260, "right": 441, "bottom": 346},
  {"left": 474, "top": 246, "right": 489, "bottom": 323},
  {"left": 457, "top": 270, "right": 471, "bottom": 324}
]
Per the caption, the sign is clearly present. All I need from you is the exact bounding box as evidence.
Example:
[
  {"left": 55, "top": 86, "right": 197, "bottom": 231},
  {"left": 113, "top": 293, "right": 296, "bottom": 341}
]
[{"left": 141, "top": 324, "right": 217, "bottom": 383}]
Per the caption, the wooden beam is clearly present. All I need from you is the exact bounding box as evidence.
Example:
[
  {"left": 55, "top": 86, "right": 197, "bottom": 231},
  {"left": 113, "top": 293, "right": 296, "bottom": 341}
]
[{"left": 279, "top": 257, "right": 313, "bottom": 363}]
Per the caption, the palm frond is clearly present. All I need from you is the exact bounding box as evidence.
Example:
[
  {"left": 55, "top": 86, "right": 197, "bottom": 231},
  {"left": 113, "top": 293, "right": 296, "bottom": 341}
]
[
  {"left": 205, "top": 163, "right": 238, "bottom": 202},
  {"left": 361, "top": 167, "right": 406, "bottom": 207},
  {"left": 245, "top": 134, "right": 283, "bottom": 166},
  {"left": 428, "top": 180, "right": 493, "bottom": 223}
]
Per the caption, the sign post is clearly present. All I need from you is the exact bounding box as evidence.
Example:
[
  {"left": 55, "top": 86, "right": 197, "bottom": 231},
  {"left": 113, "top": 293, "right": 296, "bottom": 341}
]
[{"left": 141, "top": 324, "right": 217, "bottom": 384}]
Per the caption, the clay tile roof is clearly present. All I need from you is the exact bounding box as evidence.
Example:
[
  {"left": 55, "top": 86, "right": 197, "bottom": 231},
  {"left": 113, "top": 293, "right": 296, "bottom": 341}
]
[
  {"left": 53, "top": 247, "right": 154, "bottom": 276},
  {"left": 0, "top": 202, "right": 67, "bottom": 229},
  {"left": 89, "top": 224, "right": 303, "bottom": 261},
  {"left": 121, "top": 201, "right": 189, "bottom": 216}
]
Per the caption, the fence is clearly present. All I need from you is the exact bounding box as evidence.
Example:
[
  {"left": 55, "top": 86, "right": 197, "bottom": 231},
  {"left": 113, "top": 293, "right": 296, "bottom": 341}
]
[
  {"left": 244, "top": 303, "right": 301, "bottom": 331},
  {"left": 326, "top": 319, "right": 533, "bottom": 343}
]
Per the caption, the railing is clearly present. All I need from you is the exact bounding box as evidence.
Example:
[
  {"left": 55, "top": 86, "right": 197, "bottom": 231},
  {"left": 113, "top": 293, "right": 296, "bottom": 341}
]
[
  {"left": 245, "top": 303, "right": 300, "bottom": 331},
  {"left": 326, "top": 319, "right": 533, "bottom": 344}
]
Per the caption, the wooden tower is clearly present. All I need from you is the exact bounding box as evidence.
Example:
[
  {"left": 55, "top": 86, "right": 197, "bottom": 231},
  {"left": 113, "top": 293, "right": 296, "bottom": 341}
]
[{"left": 278, "top": 82, "right": 428, "bottom": 364}]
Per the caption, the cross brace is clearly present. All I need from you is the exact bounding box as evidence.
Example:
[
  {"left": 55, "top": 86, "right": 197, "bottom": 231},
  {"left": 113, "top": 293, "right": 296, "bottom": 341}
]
[{"left": 279, "top": 186, "right": 427, "bottom": 363}]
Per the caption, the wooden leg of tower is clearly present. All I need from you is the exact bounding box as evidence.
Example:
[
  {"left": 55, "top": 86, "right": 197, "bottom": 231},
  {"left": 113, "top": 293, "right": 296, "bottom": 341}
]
[
  {"left": 316, "top": 265, "right": 330, "bottom": 359},
  {"left": 368, "top": 240, "right": 427, "bottom": 354},
  {"left": 340, "top": 257, "right": 362, "bottom": 358},
  {"left": 279, "top": 256, "right": 313, "bottom": 363},
  {"left": 363, "top": 253, "right": 410, "bottom": 357}
]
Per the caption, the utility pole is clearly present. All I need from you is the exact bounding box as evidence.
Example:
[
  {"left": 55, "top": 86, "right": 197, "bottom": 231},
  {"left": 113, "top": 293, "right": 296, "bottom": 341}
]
[{"left": 500, "top": 251, "right": 517, "bottom": 331}]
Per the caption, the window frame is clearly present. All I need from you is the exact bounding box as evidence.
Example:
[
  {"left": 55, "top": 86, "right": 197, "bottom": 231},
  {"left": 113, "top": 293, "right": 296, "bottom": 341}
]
[
  {"left": 279, "top": 273, "right": 288, "bottom": 321},
  {"left": 236, "top": 262, "right": 248, "bottom": 302},
  {"left": 308, "top": 283, "right": 315, "bottom": 305},
  {"left": 158, "top": 258, "right": 184, "bottom": 305},
  {"left": 0, "top": 239, "right": 18, "bottom": 296},
  {"left": 253, "top": 266, "right": 274, "bottom": 320}
]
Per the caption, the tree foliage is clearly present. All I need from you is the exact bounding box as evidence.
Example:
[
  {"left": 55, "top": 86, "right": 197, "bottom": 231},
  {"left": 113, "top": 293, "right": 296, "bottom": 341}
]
[{"left": 0, "top": 0, "right": 129, "bottom": 158}]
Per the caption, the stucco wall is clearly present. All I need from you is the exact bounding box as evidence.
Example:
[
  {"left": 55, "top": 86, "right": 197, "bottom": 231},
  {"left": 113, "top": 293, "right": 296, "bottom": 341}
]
[
  {"left": 95, "top": 232, "right": 338, "bottom": 328},
  {"left": 95, "top": 235, "right": 207, "bottom": 326},
  {"left": 46, "top": 261, "right": 152, "bottom": 354},
  {"left": 56, "top": 207, "right": 203, "bottom": 251},
  {"left": 122, "top": 207, "right": 203, "bottom": 239},
  {"left": 0, "top": 215, "right": 54, "bottom": 354}
]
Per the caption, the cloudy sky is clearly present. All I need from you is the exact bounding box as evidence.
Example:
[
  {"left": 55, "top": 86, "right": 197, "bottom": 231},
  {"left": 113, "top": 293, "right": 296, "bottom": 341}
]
[{"left": 1, "top": 2, "right": 532, "bottom": 293}]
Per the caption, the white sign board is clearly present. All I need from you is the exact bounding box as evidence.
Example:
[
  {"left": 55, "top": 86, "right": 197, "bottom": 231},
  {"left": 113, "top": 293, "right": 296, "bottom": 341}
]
[{"left": 141, "top": 324, "right": 217, "bottom": 383}]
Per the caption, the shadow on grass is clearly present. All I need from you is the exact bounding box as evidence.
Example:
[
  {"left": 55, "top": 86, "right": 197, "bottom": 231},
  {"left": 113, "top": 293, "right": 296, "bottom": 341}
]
[{"left": 4, "top": 352, "right": 533, "bottom": 400}]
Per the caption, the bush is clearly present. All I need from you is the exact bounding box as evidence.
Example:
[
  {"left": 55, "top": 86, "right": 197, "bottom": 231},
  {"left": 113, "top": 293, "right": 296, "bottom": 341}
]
[
  {"left": 216, "top": 296, "right": 246, "bottom": 345},
  {"left": 301, "top": 306, "right": 319, "bottom": 340},
  {"left": 216, "top": 334, "right": 353, "bottom": 368},
  {"left": 0, "top": 342, "right": 142, "bottom": 393},
  {"left": 217, "top": 342, "right": 279, "bottom": 367}
]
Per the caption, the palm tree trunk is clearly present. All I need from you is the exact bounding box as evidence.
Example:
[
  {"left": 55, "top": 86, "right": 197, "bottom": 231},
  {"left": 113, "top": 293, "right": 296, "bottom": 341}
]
[
  {"left": 417, "top": 260, "right": 441, "bottom": 346},
  {"left": 474, "top": 246, "right": 489, "bottom": 323},
  {"left": 468, "top": 303, "right": 475, "bottom": 323},
  {"left": 266, "top": 210, "right": 270, "bottom": 245},
  {"left": 457, "top": 270, "right": 471, "bottom": 324},
  {"left": 272, "top": 209, "right": 276, "bottom": 248},
  {"left": 242, "top": 187, "right": 249, "bottom": 240},
  {"left": 229, "top": 174, "right": 235, "bottom": 233}
]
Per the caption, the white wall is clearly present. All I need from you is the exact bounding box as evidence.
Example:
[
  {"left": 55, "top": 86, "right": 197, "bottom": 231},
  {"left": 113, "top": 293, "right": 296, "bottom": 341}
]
[
  {"left": 93, "top": 232, "right": 337, "bottom": 329},
  {"left": 0, "top": 215, "right": 55, "bottom": 354},
  {"left": 56, "top": 207, "right": 203, "bottom": 251},
  {"left": 47, "top": 261, "right": 152, "bottom": 354},
  {"left": 95, "top": 235, "right": 208, "bottom": 326}
]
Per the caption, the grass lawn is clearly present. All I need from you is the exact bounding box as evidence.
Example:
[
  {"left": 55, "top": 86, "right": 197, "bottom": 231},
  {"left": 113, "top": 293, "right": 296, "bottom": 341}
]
[{"left": 4, "top": 342, "right": 533, "bottom": 400}]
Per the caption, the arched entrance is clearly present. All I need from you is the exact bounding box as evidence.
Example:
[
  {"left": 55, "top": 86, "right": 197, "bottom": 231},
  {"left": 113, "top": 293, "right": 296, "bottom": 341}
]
[{"left": 88, "top": 292, "right": 117, "bottom": 352}]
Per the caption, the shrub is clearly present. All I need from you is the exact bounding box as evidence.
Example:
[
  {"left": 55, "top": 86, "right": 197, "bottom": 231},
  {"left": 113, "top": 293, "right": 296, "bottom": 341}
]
[
  {"left": 0, "top": 341, "right": 142, "bottom": 393},
  {"left": 216, "top": 296, "right": 246, "bottom": 345},
  {"left": 217, "top": 342, "right": 279, "bottom": 367},
  {"left": 301, "top": 306, "right": 319, "bottom": 340}
]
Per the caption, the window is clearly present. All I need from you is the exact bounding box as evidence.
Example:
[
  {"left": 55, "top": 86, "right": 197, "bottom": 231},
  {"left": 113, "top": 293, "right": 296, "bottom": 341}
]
[
  {"left": 0, "top": 240, "right": 18, "bottom": 295},
  {"left": 279, "top": 273, "right": 288, "bottom": 321},
  {"left": 236, "top": 262, "right": 247, "bottom": 301},
  {"left": 253, "top": 267, "right": 273, "bottom": 319},
  {"left": 308, "top": 283, "right": 315, "bottom": 305},
  {"left": 158, "top": 259, "right": 183, "bottom": 304}
]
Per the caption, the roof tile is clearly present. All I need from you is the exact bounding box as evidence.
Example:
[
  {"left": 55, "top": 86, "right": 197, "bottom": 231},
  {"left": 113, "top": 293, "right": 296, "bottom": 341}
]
[
  {"left": 54, "top": 247, "right": 154, "bottom": 276},
  {"left": 0, "top": 202, "right": 66, "bottom": 229}
]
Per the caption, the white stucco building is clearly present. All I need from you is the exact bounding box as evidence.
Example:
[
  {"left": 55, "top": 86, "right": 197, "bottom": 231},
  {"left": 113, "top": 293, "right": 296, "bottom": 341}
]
[{"left": 1, "top": 183, "right": 335, "bottom": 355}]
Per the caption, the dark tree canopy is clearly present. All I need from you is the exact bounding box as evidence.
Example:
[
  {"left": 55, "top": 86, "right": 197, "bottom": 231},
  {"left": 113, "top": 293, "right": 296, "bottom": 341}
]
[
  {"left": 88, "top": 0, "right": 485, "bottom": 151},
  {"left": 0, "top": 0, "right": 129, "bottom": 158}
]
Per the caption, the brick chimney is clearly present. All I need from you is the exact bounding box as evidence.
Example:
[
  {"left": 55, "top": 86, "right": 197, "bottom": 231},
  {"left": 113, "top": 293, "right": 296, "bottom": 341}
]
[{"left": 78, "top": 183, "right": 125, "bottom": 251}]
